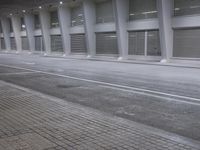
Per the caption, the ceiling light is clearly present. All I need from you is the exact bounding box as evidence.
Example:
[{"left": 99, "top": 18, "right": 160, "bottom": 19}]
[
  {"left": 38, "top": 6, "right": 42, "bottom": 9},
  {"left": 59, "top": 1, "right": 63, "bottom": 4},
  {"left": 10, "top": 13, "right": 13, "bottom": 16},
  {"left": 22, "top": 10, "right": 26, "bottom": 13}
]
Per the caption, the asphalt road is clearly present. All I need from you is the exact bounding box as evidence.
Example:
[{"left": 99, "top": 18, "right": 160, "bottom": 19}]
[{"left": 0, "top": 53, "right": 200, "bottom": 141}]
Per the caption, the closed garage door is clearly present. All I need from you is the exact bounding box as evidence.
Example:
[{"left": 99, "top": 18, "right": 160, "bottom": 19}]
[
  {"left": 21, "top": 36, "right": 30, "bottom": 50},
  {"left": 173, "top": 28, "right": 200, "bottom": 58},
  {"left": 128, "top": 30, "right": 161, "bottom": 56},
  {"left": 1, "top": 38, "right": 6, "bottom": 50},
  {"left": 129, "top": 31, "right": 145, "bottom": 55},
  {"left": 10, "top": 37, "right": 17, "bottom": 50},
  {"left": 51, "top": 35, "right": 63, "bottom": 52},
  {"left": 35, "top": 36, "right": 44, "bottom": 52},
  {"left": 96, "top": 32, "right": 118, "bottom": 55},
  {"left": 71, "top": 34, "right": 87, "bottom": 53}
]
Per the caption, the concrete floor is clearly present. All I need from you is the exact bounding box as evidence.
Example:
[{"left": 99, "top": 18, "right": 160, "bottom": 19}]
[{"left": 0, "top": 54, "right": 200, "bottom": 143}]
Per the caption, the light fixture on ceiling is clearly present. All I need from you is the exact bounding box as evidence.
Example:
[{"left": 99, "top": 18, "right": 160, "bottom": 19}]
[
  {"left": 9, "top": 13, "right": 13, "bottom": 16},
  {"left": 59, "top": 1, "right": 63, "bottom": 5},
  {"left": 38, "top": 6, "right": 42, "bottom": 9},
  {"left": 22, "top": 10, "right": 26, "bottom": 13}
]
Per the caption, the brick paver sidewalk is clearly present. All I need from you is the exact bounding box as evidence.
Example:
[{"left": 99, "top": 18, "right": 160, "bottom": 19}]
[{"left": 0, "top": 81, "right": 199, "bottom": 150}]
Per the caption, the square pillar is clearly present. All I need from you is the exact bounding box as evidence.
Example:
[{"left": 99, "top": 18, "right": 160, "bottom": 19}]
[
  {"left": 158, "top": 0, "right": 173, "bottom": 62},
  {"left": 113, "top": 0, "right": 129, "bottom": 60},
  {"left": 24, "top": 14, "right": 35, "bottom": 52},
  {"left": 11, "top": 16, "right": 22, "bottom": 53},
  {"left": 39, "top": 9, "right": 51, "bottom": 54},
  {"left": 58, "top": 5, "right": 71, "bottom": 55},
  {"left": 83, "top": 0, "right": 96, "bottom": 57},
  {"left": 1, "top": 17, "right": 11, "bottom": 51}
]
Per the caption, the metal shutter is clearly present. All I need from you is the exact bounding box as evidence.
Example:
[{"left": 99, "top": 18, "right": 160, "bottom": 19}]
[
  {"left": 129, "top": 0, "right": 157, "bottom": 20},
  {"left": 96, "top": 0, "right": 114, "bottom": 23},
  {"left": 71, "top": 34, "right": 87, "bottom": 53},
  {"left": 147, "top": 30, "right": 161, "bottom": 56},
  {"left": 10, "top": 37, "right": 17, "bottom": 50},
  {"left": 0, "top": 38, "right": 6, "bottom": 50},
  {"left": 21, "top": 36, "right": 30, "bottom": 50},
  {"left": 173, "top": 28, "right": 200, "bottom": 58},
  {"left": 71, "top": 5, "right": 84, "bottom": 27},
  {"left": 128, "top": 31, "right": 145, "bottom": 55},
  {"left": 96, "top": 32, "right": 118, "bottom": 55},
  {"left": 35, "top": 36, "right": 44, "bottom": 52},
  {"left": 51, "top": 35, "right": 63, "bottom": 52},
  {"left": 50, "top": 11, "right": 59, "bottom": 28},
  {"left": 174, "top": 0, "right": 200, "bottom": 16}
]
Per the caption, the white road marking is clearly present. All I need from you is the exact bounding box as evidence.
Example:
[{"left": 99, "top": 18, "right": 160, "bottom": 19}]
[
  {"left": 0, "top": 72, "right": 35, "bottom": 76},
  {"left": 0, "top": 63, "right": 200, "bottom": 104},
  {"left": 21, "top": 61, "right": 36, "bottom": 65}
]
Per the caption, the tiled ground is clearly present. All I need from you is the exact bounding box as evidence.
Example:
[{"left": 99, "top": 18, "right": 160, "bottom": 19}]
[{"left": 0, "top": 81, "right": 199, "bottom": 150}]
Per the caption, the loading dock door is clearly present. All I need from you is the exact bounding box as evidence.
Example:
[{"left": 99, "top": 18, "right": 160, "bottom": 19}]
[
  {"left": 10, "top": 37, "right": 17, "bottom": 50},
  {"left": 96, "top": 32, "right": 118, "bottom": 55},
  {"left": 35, "top": 36, "right": 44, "bottom": 52},
  {"left": 51, "top": 35, "right": 63, "bottom": 52},
  {"left": 21, "top": 36, "right": 30, "bottom": 50},
  {"left": 71, "top": 34, "right": 87, "bottom": 53},
  {"left": 1, "top": 38, "right": 6, "bottom": 50}
]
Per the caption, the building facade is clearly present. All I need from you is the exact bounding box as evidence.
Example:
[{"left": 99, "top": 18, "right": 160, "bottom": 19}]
[{"left": 0, "top": 0, "right": 200, "bottom": 63}]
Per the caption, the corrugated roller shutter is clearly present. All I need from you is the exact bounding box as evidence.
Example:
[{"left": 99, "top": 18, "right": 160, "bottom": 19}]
[
  {"left": 128, "top": 31, "right": 145, "bottom": 55},
  {"left": 1, "top": 38, "right": 6, "bottom": 50},
  {"left": 71, "top": 5, "right": 84, "bottom": 27},
  {"left": 51, "top": 35, "right": 63, "bottom": 52},
  {"left": 147, "top": 30, "right": 161, "bottom": 56},
  {"left": 173, "top": 28, "right": 200, "bottom": 58},
  {"left": 35, "top": 36, "right": 44, "bottom": 51},
  {"left": 10, "top": 37, "right": 17, "bottom": 50},
  {"left": 96, "top": 0, "right": 114, "bottom": 23},
  {"left": 96, "top": 32, "right": 118, "bottom": 55},
  {"left": 21, "top": 36, "right": 30, "bottom": 50},
  {"left": 71, "top": 34, "right": 87, "bottom": 53}
]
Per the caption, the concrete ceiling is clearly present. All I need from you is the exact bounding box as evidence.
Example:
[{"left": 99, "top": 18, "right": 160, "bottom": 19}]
[{"left": 0, "top": 0, "right": 76, "bottom": 17}]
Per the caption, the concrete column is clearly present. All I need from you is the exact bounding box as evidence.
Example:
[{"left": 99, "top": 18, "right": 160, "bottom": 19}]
[
  {"left": 113, "top": 0, "right": 129, "bottom": 60},
  {"left": 24, "top": 14, "right": 35, "bottom": 52},
  {"left": 1, "top": 17, "right": 11, "bottom": 51},
  {"left": 58, "top": 5, "right": 71, "bottom": 56},
  {"left": 83, "top": 0, "right": 96, "bottom": 57},
  {"left": 158, "top": 0, "right": 173, "bottom": 62},
  {"left": 39, "top": 9, "right": 51, "bottom": 54},
  {"left": 11, "top": 16, "right": 22, "bottom": 52}
]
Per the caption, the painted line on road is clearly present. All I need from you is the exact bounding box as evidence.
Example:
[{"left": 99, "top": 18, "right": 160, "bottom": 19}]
[
  {"left": 0, "top": 63, "right": 200, "bottom": 104},
  {"left": 0, "top": 71, "right": 36, "bottom": 76}
]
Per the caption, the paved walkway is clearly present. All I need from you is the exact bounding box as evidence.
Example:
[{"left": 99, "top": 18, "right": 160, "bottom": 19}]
[{"left": 0, "top": 81, "right": 200, "bottom": 150}]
